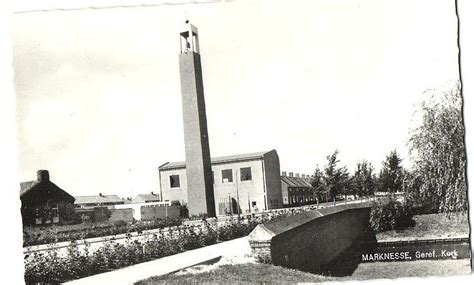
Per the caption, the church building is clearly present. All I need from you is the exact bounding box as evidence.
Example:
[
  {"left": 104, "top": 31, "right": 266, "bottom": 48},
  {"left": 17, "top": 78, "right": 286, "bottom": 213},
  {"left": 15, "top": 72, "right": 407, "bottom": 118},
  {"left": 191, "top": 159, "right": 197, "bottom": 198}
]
[
  {"left": 159, "top": 149, "right": 283, "bottom": 216},
  {"left": 168, "top": 21, "right": 283, "bottom": 217}
]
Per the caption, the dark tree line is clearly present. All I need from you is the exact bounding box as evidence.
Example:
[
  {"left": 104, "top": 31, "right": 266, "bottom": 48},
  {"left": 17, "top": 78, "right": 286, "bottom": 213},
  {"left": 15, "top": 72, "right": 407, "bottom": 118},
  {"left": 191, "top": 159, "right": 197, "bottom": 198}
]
[
  {"left": 310, "top": 83, "right": 467, "bottom": 214},
  {"left": 310, "top": 149, "right": 402, "bottom": 203}
]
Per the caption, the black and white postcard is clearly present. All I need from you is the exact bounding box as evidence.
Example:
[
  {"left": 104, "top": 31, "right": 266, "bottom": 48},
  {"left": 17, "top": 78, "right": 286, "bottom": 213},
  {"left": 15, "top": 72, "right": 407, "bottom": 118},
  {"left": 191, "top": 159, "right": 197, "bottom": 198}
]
[{"left": 1, "top": 0, "right": 473, "bottom": 284}]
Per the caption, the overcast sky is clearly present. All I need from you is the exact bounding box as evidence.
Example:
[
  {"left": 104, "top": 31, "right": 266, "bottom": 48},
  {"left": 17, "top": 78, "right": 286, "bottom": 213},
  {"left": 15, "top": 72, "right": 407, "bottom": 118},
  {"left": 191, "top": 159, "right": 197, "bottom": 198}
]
[{"left": 11, "top": 0, "right": 460, "bottom": 198}]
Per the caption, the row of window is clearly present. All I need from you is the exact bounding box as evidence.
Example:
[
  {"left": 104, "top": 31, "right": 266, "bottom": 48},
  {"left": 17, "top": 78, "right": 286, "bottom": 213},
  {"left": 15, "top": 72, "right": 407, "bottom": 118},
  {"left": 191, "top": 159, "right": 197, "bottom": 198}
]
[
  {"left": 285, "top": 195, "right": 316, "bottom": 205},
  {"left": 169, "top": 167, "right": 253, "bottom": 188}
]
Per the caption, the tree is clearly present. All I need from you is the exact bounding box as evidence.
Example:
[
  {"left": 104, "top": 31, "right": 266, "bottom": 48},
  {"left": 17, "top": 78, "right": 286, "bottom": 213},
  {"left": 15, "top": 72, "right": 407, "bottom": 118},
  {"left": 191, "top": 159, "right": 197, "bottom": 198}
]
[
  {"left": 353, "top": 160, "right": 376, "bottom": 198},
  {"left": 378, "top": 150, "right": 404, "bottom": 193},
  {"left": 310, "top": 166, "right": 326, "bottom": 203},
  {"left": 407, "top": 83, "right": 467, "bottom": 213},
  {"left": 323, "top": 150, "right": 350, "bottom": 202}
]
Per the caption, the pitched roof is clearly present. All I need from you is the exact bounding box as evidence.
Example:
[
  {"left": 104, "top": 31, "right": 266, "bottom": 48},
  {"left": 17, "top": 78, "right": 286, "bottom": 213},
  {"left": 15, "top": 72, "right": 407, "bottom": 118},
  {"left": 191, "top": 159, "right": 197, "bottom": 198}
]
[
  {"left": 20, "top": 181, "right": 36, "bottom": 197},
  {"left": 135, "top": 193, "right": 161, "bottom": 202},
  {"left": 281, "top": 176, "right": 312, "bottom": 188},
  {"left": 74, "top": 195, "right": 123, "bottom": 205},
  {"left": 20, "top": 180, "right": 75, "bottom": 203},
  {"left": 159, "top": 150, "right": 274, "bottom": 170}
]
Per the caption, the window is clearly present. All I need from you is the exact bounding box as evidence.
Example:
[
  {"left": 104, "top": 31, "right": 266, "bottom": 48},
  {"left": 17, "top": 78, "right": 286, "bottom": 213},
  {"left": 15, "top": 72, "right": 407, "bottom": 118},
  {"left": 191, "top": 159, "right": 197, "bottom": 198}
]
[
  {"left": 51, "top": 203, "right": 59, "bottom": 223},
  {"left": 221, "top": 169, "right": 233, "bottom": 183},
  {"left": 35, "top": 208, "right": 41, "bottom": 225},
  {"left": 240, "top": 167, "right": 252, "bottom": 181},
  {"left": 170, "top": 175, "right": 180, "bottom": 188}
]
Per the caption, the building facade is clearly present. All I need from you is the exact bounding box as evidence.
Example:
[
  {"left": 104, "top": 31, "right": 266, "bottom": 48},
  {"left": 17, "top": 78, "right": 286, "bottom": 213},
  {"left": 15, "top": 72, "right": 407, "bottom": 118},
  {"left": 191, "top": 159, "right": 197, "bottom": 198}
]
[
  {"left": 20, "top": 170, "right": 75, "bottom": 226},
  {"left": 159, "top": 150, "right": 283, "bottom": 216},
  {"left": 281, "top": 172, "right": 316, "bottom": 207}
]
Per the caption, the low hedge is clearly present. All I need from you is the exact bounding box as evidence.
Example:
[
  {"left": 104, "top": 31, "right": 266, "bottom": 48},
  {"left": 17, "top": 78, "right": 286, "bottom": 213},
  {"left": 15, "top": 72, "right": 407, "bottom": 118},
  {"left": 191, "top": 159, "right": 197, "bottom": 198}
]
[
  {"left": 23, "top": 218, "right": 182, "bottom": 247},
  {"left": 24, "top": 222, "right": 254, "bottom": 283}
]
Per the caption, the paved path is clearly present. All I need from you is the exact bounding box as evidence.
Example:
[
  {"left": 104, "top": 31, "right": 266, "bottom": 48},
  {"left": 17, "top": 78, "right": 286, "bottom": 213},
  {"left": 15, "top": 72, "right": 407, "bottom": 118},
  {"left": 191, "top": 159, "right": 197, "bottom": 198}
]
[{"left": 65, "top": 237, "right": 251, "bottom": 285}]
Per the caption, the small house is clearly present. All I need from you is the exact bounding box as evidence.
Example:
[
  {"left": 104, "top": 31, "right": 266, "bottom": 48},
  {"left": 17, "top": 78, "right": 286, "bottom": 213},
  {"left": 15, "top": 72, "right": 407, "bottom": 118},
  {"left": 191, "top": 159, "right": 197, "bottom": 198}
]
[
  {"left": 20, "top": 170, "right": 75, "bottom": 226},
  {"left": 74, "top": 194, "right": 124, "bottom": 209},
  {"left": 132, "top": 192, "right": 161, "bottom": 203}
]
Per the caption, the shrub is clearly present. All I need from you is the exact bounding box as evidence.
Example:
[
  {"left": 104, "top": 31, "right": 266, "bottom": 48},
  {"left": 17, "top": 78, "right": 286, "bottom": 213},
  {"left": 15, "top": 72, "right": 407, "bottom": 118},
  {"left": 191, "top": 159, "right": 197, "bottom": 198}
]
[
  {"left": 369, "top": 197, "right": 415, "bottom": 232},
  {"left": 255, "top": 252, "right": 272, "bottom": 264},
  {"left": 113, "top": 220, "right": 127, "bottom": 228},
  {"left": 179, "top": 205, "right": 189, "bottom": 218}
]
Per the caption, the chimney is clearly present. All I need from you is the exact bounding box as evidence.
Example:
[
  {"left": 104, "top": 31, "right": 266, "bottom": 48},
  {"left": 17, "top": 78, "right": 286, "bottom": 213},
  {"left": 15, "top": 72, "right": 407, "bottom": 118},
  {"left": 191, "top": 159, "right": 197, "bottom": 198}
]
[
  {"left": 301, "top": 174, "right": 305, "bottom": 178},
  {"left": 37, "top": 170, "right": 50, "bottom": 183},
  {"left": 151, "top": 191, "right": 155, "bottom": 196},
  {"left": 289, "top": 172, "right": 294, "bottom": 177},
  {"left": 99, "top": 193, "right": 103, "bottom": 197},
  {"left": 295, "top": 173, "right": 300, "bottom": 178},
  {"left": 282, "top": 171, "right": 287, "bottom": 177}
]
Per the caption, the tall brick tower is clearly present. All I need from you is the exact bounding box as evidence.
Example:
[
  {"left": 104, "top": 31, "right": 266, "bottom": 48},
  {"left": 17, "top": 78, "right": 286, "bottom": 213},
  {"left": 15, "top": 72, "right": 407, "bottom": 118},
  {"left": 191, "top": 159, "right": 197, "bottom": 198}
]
[{"left": 178, "top": 21, "right": 216, "bottom": 217}]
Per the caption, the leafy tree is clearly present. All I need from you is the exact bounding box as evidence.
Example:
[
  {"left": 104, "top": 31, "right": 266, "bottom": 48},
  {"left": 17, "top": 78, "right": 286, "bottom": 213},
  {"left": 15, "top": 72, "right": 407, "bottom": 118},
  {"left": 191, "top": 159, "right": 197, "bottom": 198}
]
[
  {"left": 310, "top": 166, "right": 326, "bottom": 203},
  {"left": 323, "top": 150, "right": 350, "bottom": 202},
  {"left": 407, "top": 84, "right": 467, "bottom": 213},
  {"left": 353, "top": 160, "right": 376, "bottom": 198},
  {"left": 378, "top": 150, "right": 404, "bottom": 193}
]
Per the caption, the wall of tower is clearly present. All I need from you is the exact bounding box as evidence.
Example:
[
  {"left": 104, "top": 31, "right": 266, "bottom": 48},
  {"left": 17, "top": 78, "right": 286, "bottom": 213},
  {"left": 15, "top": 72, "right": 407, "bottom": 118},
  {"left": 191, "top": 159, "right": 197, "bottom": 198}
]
[
  {"left": 263, "top": 150, "right": 284, "bottom": 209},
  {"left": 179, "top": 51, "right": 216, "bottom": 217}
]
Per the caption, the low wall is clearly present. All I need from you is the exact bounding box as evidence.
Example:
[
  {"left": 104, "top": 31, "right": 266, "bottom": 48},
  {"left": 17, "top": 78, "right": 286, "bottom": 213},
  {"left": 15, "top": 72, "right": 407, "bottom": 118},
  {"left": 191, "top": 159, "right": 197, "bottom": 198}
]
[
  {"left": 109, "top": 208, "right": 134, "bottom": 222},
  {"left": 140, "top": 205, "right": 180, "bottom": 221},
  {"left": 247, "top": 203, "right": 373, "bottom": 273}
]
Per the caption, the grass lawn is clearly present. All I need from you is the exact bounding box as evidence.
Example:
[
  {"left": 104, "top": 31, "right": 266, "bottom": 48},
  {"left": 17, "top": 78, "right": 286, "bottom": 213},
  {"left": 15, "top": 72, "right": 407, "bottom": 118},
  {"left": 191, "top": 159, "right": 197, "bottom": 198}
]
[
  {"left": 376, "top": 212, "right": 470, "bottom": 241},
  {"left": 351, "top": 259, "right": 471, "bottom": 280},
  {"left": 136, "top": 259, "right": 471, "bottom": 284},
  {"left": 135, "top": 263, "right": 337, "bottom": 284}
]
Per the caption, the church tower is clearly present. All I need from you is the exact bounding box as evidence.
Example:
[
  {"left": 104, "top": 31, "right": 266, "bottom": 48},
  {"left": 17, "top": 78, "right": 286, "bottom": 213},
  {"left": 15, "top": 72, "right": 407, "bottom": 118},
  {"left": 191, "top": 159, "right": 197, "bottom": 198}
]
[{"left": 178, "top": 21, "right": 216, "bottom": 217}]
